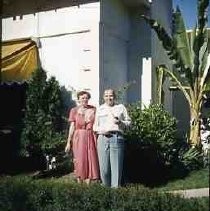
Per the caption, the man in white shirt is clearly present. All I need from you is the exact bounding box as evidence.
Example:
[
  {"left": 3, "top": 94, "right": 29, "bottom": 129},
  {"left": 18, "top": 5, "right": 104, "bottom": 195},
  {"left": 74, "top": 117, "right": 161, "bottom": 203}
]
[{"left": 94, "top": 89, "right": 131, "bottom": 187}]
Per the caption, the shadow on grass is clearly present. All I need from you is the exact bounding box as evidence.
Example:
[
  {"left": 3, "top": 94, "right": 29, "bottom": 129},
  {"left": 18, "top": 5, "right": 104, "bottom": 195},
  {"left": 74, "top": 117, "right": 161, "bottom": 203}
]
[
  {"left": 123, "top": 145, "right": 190, "bottom": 188},
  {"left": 0, "top": 151, "right": 73, "bottom": 180}
]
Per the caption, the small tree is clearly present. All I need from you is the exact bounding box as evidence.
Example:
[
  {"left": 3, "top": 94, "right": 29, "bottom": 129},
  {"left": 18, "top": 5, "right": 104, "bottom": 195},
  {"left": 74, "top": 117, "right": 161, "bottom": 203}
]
[
  {"left": 142, "top": 0, "right": 210, "bottom": 146},
  {"left": 20, "top": 68, "right": 65, "bottom": 158}
]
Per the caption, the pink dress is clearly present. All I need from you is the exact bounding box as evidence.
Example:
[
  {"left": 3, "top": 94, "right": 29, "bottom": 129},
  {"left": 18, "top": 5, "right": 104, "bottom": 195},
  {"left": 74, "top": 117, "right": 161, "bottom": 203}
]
[{"left": 69, "top": 105, "right": 99, "bottom": 180}]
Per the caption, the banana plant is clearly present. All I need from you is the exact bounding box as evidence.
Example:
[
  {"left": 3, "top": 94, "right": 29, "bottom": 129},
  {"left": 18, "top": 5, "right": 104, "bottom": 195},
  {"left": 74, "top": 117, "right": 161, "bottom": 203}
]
[{"left": 142, "top": 0, "right": 210, "bottom": 146}]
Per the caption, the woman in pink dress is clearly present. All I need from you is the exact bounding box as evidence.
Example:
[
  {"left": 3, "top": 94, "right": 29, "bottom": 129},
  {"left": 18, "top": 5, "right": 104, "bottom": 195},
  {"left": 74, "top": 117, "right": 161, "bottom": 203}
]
[{"left": 65, "top": 91, "right": 99, "bottom": 184}]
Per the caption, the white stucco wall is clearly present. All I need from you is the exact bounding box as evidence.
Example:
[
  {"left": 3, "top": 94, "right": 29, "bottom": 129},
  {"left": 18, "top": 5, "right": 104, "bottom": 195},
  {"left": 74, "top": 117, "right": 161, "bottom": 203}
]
[
  {"left": 2, "top": 2, "right": 100, "bottom": 106},
  {"left": 2, "top": 0, "right": 173, "bottom": 108}
]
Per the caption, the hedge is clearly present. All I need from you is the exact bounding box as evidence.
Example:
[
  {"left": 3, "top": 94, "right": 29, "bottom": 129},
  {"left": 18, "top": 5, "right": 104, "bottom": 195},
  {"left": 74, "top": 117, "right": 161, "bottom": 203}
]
[{"left": 0, "top": 176, "right": 208, "bottom": 211}]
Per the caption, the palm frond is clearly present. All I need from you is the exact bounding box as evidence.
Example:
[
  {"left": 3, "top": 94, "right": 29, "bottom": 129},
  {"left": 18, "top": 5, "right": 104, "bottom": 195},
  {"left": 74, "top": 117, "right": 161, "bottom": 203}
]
[
  {"left": 172, "top": 7, "right": 194, "bottom": 87},
  {"left": 173, "top": 7, "right": 192, "bottom": 70},
  {"left": 192, "top": 0, "right": 209, "bottom": 80}
]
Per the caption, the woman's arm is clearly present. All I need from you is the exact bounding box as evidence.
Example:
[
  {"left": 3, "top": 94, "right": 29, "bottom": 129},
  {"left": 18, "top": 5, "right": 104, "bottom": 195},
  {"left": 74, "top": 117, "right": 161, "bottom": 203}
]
[
  {"left": 93, "top": 107, "right": 99, "bottom": 132},
  {"left": 65, "top": 122, "right": 75, "bottom": 153}
]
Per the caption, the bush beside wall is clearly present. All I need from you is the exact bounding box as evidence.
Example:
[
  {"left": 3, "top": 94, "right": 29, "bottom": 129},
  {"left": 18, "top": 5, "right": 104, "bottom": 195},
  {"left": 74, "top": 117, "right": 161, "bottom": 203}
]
[{"left": 124, "top": 103, "right": 203, "bottom": 185}]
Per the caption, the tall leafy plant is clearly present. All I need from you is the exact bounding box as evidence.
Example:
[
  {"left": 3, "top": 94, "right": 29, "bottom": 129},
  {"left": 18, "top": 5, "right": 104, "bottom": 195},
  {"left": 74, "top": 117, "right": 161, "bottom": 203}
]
[
  {"left": 142, "top": 0, "right": 210, "bottom": 146},
  {"left": 20, "top": 68, "right": 65, "bottom": 157}
]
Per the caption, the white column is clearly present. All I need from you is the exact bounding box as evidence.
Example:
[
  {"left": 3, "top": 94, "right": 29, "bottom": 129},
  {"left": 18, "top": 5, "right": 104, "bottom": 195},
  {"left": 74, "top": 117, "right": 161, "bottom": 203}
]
[{"left": 141, "top": 57, "right": 152, "bottom": 108}]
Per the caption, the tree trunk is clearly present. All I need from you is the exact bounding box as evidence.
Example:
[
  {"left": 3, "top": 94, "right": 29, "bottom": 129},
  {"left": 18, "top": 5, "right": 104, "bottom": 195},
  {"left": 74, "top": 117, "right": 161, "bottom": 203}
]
[{"left": 189, "top": 107, "right": 201, "bottom": 146}]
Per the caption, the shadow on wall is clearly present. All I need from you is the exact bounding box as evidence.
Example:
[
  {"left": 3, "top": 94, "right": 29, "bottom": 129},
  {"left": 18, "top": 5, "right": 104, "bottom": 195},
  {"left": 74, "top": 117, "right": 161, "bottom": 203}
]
[
  {"left": 0, "top": 83, "right": 76, "bottom": 174},
  {"left": 0, "top": 82, "right": 28, "bottom": 174},
  {"left": 60, "top": 86, "right": 76, "bottom": 132}
]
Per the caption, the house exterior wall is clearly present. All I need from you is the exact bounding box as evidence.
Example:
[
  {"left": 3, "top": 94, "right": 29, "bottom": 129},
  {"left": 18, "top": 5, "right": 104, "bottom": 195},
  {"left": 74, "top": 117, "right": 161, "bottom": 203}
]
[
  {"left": 127, "top": 7, "right": 151, "bottom": 105},
  {"left": 173, "top": 90, "right": 190, "bottom": 137},
  {"left": 124, "top": 0, "right": 172, "bottom": 108},
  {"left": 99, "top": 0, "right": 172, "bottom": 108},
  {"left": 100, "top": 0, "right": 152, "bottom": 105},
  {"left": 2, "top": 2, "right": 100, "bottom": 106},
  {"left": 2, "top": 0, "right": 173, "bottom": 109},
  {"left": 151, "top": 0, "right": 173, "bottom": 112},
  {"left": 100, "top": 0, "right": 130, "bottom": 103}
]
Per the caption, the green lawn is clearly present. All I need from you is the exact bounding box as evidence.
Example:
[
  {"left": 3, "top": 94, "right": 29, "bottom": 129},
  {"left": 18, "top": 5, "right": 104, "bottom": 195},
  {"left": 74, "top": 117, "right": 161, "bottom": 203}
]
[
  {"left": 155, "top": 168, "right": 209, "bottom": 191},
  {"left": 1, "top": 167, "right": 209, "bottom": 192},
  {"left": 45, "top": 167, "right": 209, "bottom": 191}
]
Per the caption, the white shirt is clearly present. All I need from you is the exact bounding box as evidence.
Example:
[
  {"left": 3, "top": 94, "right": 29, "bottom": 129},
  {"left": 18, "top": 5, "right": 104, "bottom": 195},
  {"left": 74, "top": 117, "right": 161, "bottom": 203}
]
[{"left": 93, "top": 103, "right": 131, "bottom": 134}]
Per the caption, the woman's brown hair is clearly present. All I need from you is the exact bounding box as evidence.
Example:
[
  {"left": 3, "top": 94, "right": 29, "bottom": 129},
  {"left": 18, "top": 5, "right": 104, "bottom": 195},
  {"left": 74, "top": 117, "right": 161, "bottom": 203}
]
[{"left": 77, "top": 91, "right": 91, "bottom": 99}]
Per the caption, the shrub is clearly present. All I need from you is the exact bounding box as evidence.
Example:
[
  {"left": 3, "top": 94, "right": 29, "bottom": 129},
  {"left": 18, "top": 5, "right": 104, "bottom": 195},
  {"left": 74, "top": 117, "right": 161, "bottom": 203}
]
[
  {"left": 124, "top": 103, "right": 178, "bottom": 185},
  {"left": 177, "top": 145, "right": 203, "bottom": 171},
  {"left": 20, "top": 68, "right": 69, "bottom": 171},
  {"left": 0, "top": 176, "right": 209, "bottom": 211},
  {"left": 125, "top": 103, "right": 178, "bottom": 166},
  {"left": 124, "top": 103, "right": 204, "bottom": 184},
  {"left": 21, "top": 69, "right": 65, "bottom": 155}
]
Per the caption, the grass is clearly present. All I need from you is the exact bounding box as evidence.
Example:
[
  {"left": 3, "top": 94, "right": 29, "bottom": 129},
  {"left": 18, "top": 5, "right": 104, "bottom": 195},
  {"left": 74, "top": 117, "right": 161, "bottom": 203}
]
[
  {"left": 155, "top": 168, "right": 209, "bottom": 191},
  {"left": 39, "top": 167, "right": 209, "bottom": 192},
  {"left": 46, "top": 167, "right": 209, "bottom": 192},
  {"left": 1, "top": 167, "right": 209, "bottom": 192}
]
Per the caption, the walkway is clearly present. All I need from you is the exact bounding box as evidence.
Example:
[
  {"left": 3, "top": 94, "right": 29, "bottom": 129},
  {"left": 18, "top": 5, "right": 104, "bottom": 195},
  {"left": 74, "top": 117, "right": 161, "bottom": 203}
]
[{"left": 170, "top": 188, "right": 209, "bottom": 198}]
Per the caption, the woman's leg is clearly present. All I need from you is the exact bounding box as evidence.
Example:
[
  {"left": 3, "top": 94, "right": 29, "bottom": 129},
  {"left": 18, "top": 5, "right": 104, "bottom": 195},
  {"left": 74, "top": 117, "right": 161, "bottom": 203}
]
[
  {"left": 84, "top": 178, "right": 90, "bottom": 185},
  {"left": 77, "top": 177, "right": 82, "bottom": 183}
]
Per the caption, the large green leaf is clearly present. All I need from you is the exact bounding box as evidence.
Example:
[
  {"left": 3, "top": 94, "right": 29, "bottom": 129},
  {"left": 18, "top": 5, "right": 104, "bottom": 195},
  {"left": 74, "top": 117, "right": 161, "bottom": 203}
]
[
  {"left": 192, "top": 0, "right": 209, "bottom": 80},
  {"left": 199, "top": 30, "right": 208, "bottom": 74},
  {"left": 173, "top": 7, "right": 192, "bottom": 70}
]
